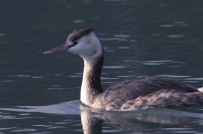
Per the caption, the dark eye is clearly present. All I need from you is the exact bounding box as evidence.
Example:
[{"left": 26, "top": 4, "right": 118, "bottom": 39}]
[{"left": 73, "top": 41, "right": 78, "bottom": 45}]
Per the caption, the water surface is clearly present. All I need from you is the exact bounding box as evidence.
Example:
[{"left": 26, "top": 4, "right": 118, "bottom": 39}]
[{"left": 0, "top": 0, "right": 203, "bottom": 133}]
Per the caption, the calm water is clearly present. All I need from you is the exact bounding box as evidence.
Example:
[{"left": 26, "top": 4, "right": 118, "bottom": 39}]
[{"left": 1, "top": 0, "right": 203, "bottom": 133}]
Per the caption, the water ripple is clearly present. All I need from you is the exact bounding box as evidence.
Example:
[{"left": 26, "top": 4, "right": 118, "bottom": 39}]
[
  {"left": 103, "top": 66, "right": 128, "bottom": 69},
  {"left": 0, "top": 80, "right": 13, "bottom": 83},
  {"left": 157, "top": 75, "right": 189, "bottom": 78},
  {"left": 0, "top": 100, "right": 81, "bottom": 115},
  {"left": 113, "top": 34, "right": 130, "bottom": 38},
  {"left": 8, "top": 75, "right": 31, "bottom": 78},
  {"left": 142, "top": 60, "right": 172, "bottom": 66},
  {"left": 99, "top": 38, "right": 127, "bottom": 41},
  {"left": 167, "top": 34, "right": 184, "bottom": 38},
  {"left": 0, "top": 33, "right": 4, "bottom": 36},
  {"left": 73, "top": 20, "right": 85, "bottom": 23},
  {"left": 159, "top": 24, "right": 174, "bottom": 28}
]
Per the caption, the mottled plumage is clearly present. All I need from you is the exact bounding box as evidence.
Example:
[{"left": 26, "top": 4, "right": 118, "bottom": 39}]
[
  {"left": 104, "top": 76, "right": 197, "bottom": 100},
  {"left": 99, "top": 76, "right": 201, "bottom": 110}
]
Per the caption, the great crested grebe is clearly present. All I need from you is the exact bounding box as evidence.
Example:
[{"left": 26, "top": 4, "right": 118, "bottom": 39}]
[{"left": 44, "top": 28, "right": 203, "bottom": 111}]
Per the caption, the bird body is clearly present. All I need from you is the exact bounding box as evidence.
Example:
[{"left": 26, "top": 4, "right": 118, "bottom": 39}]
[{"left": 44, "top": 28, "right": 203, "bottom": 111}]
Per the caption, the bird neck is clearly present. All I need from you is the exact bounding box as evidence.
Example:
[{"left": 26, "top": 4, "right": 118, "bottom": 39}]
[{"left": 80, "top": 52, "right": 104, "bottom": 106}]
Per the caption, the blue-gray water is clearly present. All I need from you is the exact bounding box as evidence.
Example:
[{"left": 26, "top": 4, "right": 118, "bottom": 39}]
[{"left": 1, "top": 0, "right": 203, "bottom": 133}]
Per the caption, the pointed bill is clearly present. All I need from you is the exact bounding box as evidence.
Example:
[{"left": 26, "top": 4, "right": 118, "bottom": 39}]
[{"left": 43, "top": 45, "right": 69, "bottom": 54}]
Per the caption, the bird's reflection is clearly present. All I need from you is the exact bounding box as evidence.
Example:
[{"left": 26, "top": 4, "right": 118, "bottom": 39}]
[
  {"left": 80, "top": 104, "right": 203, "bottom": 134},
  {"left": 81, "top": 109, "right": 103, "bottom": 134},
  {"left": 0, "top": 101, "right": 202, "bottom": 133}
]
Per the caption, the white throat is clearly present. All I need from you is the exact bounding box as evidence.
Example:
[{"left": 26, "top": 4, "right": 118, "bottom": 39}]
[
  {"left": 80, "top": 55, "right": 104, "bottom": 106},
  {"left": 80, "top": 55, "right": 103, "bottom": 105},
  {"left": 80, "top": 61, "right": 91, "bottom": 105}
]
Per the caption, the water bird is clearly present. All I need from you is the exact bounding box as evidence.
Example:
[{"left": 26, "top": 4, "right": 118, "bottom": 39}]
[{"left": 44, "top": 28, "right": 203, "bottom": 111}]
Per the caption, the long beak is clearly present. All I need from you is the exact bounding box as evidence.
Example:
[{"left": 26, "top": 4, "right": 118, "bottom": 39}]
[{"left": 43, "top": 44, "right": 69, "bottom": 54}]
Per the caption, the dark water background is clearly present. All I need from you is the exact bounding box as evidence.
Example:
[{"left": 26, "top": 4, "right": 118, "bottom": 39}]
[{"left": 0, "top": 0, "right": 203, "bottom": 133}]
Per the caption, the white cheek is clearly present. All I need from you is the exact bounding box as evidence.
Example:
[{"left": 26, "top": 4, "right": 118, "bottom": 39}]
[
  {"left": 67, "top": 43, "right": 89, "bottom": 56},
  {"left": 67, "top": 44, "right": 81, "bottom": 54}
]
